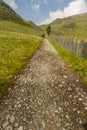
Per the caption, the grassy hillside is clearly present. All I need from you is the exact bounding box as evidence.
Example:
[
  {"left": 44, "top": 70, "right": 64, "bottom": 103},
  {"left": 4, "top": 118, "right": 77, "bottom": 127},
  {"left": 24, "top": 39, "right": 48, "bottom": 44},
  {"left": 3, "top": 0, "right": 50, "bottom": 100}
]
[
  {"left": 0, "top": 15, "right": 42, "bottom": 100},
  {"left": 0, "top": 31, "right": 42, "bottom": 99},
  {"left": 0, "top": 21, "right": 41, "bottom": 35},
  {"left": 0, "top": 0, "right": 43, "bottom": 99},
  {"left": 0, "top": 24, "right": 42, "bottom": 99},
  {"left": 28, "top": 21, "right": 42, "bottom": 31},
  {"left": 41, "top": 13, "right": 87, "bottom": 40}
]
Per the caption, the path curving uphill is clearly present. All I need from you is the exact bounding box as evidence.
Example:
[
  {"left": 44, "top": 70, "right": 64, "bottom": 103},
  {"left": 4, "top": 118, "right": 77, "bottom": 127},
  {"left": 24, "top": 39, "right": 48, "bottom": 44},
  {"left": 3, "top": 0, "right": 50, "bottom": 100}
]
[{"left": 0, "top": 39, "right": 87, "bottom": 130}]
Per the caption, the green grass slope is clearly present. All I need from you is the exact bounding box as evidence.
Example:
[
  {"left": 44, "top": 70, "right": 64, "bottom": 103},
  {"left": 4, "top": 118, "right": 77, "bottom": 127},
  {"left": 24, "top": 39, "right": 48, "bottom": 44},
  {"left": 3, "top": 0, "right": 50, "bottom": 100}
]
[
  {"left": 0, "top": 25, "right": 42, "bottom": 99},
  {"left": 0, "top": 21, "right": 40, "bottom": 35},
  {"left": 0, "top": 30, "right": 42, "bottom": 99},
  {"left": 0, "top": 32, "right": 42, "bottom": 99},
  {"left": 28, "top": 21, "right": 42, "bottom": 31}
]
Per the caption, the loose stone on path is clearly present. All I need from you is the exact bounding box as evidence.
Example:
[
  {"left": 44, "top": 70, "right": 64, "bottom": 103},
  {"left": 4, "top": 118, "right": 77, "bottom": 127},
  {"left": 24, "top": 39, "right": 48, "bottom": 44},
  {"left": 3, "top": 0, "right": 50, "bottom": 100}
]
[{"left": 0, "top": 39, "right": 87, "bottom": 130}]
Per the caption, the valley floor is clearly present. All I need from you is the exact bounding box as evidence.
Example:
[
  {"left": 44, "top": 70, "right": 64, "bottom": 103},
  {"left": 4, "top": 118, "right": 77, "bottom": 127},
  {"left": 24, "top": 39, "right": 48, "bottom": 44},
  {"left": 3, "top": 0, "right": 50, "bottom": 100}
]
[{"left": 0, "top": 39, "right": 87, "bottom": 130}]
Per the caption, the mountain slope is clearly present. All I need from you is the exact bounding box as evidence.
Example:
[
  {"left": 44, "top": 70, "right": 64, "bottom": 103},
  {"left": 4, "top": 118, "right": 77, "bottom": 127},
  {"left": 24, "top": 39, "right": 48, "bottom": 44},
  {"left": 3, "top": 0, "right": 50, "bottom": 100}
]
[
  {"left": 28, "top": 21, "right": 42, "bottom": 31},
  {"left": 51, "top": 13, "right": 87, "bottom": 24},
  {"left": 0, "top": 0, "right": 42, "bottom": 35},
  {"left": 41, "top": 13, "right": 87, "bottom": 40},
  {"left": 0, "top": 0, "right": 28, "bottom": 25},
  {"left": 0, "top": 0, "right": 38, "bottom": 28}
]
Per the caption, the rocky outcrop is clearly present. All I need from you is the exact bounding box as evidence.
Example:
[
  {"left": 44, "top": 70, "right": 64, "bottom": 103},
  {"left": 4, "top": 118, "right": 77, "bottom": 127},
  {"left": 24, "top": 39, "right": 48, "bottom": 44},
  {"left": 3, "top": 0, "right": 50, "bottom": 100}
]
[{"left": 51, "top": 37, "right": 87, "bottom": 58}]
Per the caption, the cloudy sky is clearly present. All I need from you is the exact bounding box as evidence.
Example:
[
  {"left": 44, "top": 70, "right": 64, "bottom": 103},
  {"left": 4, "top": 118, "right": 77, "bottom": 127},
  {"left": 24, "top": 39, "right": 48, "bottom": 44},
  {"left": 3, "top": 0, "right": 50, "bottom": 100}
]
[{"left": 3, "top": 0, "right": 87, "bottom": 25}]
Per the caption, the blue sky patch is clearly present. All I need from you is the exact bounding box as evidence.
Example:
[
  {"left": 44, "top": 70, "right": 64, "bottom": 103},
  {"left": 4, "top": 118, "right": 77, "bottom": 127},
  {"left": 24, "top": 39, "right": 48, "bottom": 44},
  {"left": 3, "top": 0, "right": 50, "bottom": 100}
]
[{"left": 3, "top": 0, "right": 87, "bottom": 25}]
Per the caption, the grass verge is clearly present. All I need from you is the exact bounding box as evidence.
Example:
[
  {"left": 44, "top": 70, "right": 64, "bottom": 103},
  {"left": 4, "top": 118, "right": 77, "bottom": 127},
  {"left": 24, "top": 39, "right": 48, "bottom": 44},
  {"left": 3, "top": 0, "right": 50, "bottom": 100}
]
[
  {"left": 0, "top": 34, "right": 42, "bottom": 99},
  {"left": 51, "top": 40, "right": 87, "bottom": 87},
  {"left": 0, "top": 21, "right": 40, "bottom": 35}
]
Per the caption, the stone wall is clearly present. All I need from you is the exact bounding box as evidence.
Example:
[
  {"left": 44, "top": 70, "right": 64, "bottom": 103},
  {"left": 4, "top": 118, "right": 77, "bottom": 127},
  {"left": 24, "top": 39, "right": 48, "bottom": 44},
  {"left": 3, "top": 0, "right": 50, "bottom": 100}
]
[{"left": 51, "top": 37, "right": 87, "bottom": 58}]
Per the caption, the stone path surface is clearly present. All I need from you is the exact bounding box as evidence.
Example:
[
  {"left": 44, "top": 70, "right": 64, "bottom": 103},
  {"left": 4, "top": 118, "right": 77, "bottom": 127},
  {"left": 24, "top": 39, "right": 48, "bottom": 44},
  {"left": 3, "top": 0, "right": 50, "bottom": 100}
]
[{"left": 0, "top": 39, "right": 87, "bottom": 130}]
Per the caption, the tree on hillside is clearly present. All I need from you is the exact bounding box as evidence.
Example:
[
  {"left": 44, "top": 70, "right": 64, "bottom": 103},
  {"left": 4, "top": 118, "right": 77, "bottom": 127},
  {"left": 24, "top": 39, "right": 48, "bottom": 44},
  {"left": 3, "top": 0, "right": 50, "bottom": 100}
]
[{"left": 46, "top": 25, "right": 51, "bottom": 36}]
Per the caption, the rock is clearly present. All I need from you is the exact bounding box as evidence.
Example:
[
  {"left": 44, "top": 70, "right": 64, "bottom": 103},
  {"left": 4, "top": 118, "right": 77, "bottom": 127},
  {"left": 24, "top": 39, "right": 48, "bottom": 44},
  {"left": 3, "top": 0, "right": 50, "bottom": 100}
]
[
  {"left": 83, "top": 101, "right": 87, "bottom": 106},
  {"left": 23, "top": 118, "right": 26, "bottom": 122},
  {"left": 21, "top": 89, "right": 24, "bottom": 92},
  {"left": 76, "top": 80, "right": 79, "bottom": 83},
  {"left": 61, "top": 81, "right": 65, "bottom": 84},
  {"left": 14, "top": 105, "right": 17, "bottom": 108},
  {"left": 18, "top": 104, "right": 21, "bottom": 108},
  {"left": 54, "top": 110, "right": 59, "bottom": 113},
  {"left": 79, "top": 98, "right": 82, "bottom": 101},
  {"left": 18, "top": 97, "right": 21, "bottom": 100},
  {"left": 66, "top": 115, "right": 70, "bottom": 119},
  {"left": 59, "top": 107, "right": 62, "bottom": 111},
  {"left": 69, "top": 95, "right": 72, "bottom": 98},
  {"left": 15, "top": 123, "right": 18, "bottom": 127},
  {"left": 68, "top": 87, "right": 72, "bottom": 91},
  {"left": 77, "top": 110, "right": 80, "bottom": 114},
  {"left": 18, "top": 126, "right": 23, "bottom": 130},
  {"left": 73, "top": 108, "right": 77, "bottom": 111},
  {"left": 84, "top": 107, "right": 87, "bottom": 110},
  {"left": 3, "top": 122, "right": 9, "bottom": 128},
  {"left": 10, "top": 115, "right": 15, "bottom": 123},
  {"left": 64, "top": 75, "right": 68, "bottom": 79},
  {"left": 6, "top": 115, "right": 10, "bottom": 120},
  {"left": 79, "top": 120, "right": 82, "bottom": 124},
  {"left": 5, "top": 126, "right": 12, "bottom": 130},
  {"left": 57, "top": 122, "right": 61, "bottom": 127},
  {"left": 59, "top": 84, "right": 63, "bottom": 87}
]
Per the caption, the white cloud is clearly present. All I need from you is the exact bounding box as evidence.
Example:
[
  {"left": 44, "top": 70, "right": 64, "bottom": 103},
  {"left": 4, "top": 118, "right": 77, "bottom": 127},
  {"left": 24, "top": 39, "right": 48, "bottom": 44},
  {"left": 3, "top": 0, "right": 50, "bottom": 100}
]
[
  {"left": 40, "top": 0, "right": 87, "bottom": 25},
  {"left": 32, "top": 3, "right": 40, "bottom": 10},
  {"left": 31, "top": 0, "right": 48, "bottom": 11},
  {"left": 3, "top": 0, "right": 18, "bottom": 10}
]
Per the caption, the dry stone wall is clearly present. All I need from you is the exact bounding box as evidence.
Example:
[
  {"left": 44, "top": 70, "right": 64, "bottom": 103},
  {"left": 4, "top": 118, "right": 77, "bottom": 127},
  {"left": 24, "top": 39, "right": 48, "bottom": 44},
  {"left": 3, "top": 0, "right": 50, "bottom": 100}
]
[{"left": 51, "top": 37, "right": 87, "bottom": 58}]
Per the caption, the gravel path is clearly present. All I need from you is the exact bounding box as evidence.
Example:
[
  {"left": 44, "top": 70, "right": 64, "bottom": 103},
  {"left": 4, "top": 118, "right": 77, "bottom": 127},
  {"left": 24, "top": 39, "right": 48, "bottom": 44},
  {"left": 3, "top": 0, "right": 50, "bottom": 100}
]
[{"left": 0, "top": 39, "right": 87, "bottom": 130}]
